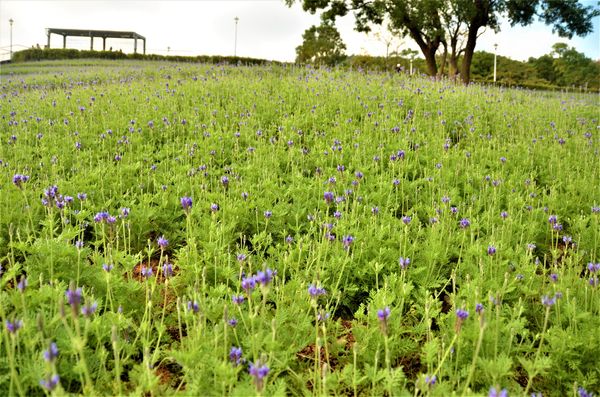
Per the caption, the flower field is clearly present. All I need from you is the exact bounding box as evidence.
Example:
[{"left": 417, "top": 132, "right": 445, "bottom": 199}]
[{"left": 0, "top": 59, "right": 598, "bottom": 396}]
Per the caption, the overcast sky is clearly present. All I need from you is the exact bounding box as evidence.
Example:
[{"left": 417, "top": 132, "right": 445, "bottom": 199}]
[{"left": 0, "top": 0, "right": 599, "bottom": 63}]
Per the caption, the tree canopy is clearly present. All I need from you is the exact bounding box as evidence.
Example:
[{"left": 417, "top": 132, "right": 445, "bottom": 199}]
[
  {"left": 296, "top": 23, "right": 347, "bottom": 66},
  {"left": 286, "top": 0, "right": 599, "bottom": 83}
]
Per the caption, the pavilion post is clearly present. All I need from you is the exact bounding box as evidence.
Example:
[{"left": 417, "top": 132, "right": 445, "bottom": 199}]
[{"left": 63, "top": 35, "right": 66, "bottom": 49}]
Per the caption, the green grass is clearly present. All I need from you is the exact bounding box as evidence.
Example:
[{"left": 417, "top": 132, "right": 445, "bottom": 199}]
[{"left": 0, "top": 60, "right": 598, "bottom": 396}]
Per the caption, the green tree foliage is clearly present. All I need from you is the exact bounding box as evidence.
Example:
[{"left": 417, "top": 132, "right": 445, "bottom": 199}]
[
  {"left": 295, "top": 23, "right": 347, "bottom": 66},
  {"left": 285, "top": 0, "right": 599, "bottom": 84}
]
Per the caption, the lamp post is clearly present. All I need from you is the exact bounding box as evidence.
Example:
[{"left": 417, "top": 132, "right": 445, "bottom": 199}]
[
  {"left": 234, "top": 16, "right": 239, "bottom": 57},
  {"left": 493, "top": 43, "right": 498, "bottom": 83},
  {"left": 9, "top": 18, "right": 14, "bottom": 60}
]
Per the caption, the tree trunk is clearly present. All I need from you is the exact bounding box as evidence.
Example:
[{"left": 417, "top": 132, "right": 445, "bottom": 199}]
[
  {"left": 423, "top": 46, "right": 438, "bottom": 77},
  {"left": 460, "top": 25, "right": 479, "bottom": 84},
  {"left": 406, "top": 25, "right": 440, "bottom": 77},
  {"left": 438, "top": 42, "right": 448, "bottom": 78}
]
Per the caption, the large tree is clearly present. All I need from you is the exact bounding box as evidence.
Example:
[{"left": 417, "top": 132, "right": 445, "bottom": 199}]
[
  {"left": 286, "top": 0, "right": 599, "bottom": 84},
  {"left": 296, "top": 23, "right": 347, "bottom": 66}
]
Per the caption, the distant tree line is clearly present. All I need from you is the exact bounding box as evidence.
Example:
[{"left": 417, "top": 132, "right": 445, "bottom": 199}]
[
  {"left": 10, "top": 48, "right": 279, "bottom": 67},
  {"left": 344, "top": 44, "right": 600, "bottom": 92}
]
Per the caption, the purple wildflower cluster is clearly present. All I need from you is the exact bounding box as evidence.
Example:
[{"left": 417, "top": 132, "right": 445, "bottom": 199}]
[
  {"left": 248, "top": 359, "right": 270, "bottom": 392},
  {"left": 241, "top": 268, "right": 277, "bottom": 294},
  {"left": 587, "top": 262, "right": 599, "bottom": 287},
  {"left": 41, "top": 185, "right": 75, "bottom": 210},
  {"left": 12, "top": 173, "right": 29, "bottom": 189},
  {"left": 94, "top": 211, "right": 117, "bottom": 224}
]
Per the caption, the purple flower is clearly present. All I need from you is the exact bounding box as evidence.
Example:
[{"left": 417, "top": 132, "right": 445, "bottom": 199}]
[
  {"left": 285, "top": 235, "right": 294, "bottom": 244},
  {"left": 548, "top": 215, "right": 558, "bottom": 224},
  {"left": 12, "top": 174, "right": 30, "bottom": 189},
  {"left": 120, "top": 207, "right": 130, "bottom": 218},
  {"left": 399, "top": 257, "right": 411, "bottom": 270},
  {"left": 40, "top": 374, "right": 60, "bottom": 391},
  {"left": 5, "top": 319, "right": 23, "bottom": 334},
  {"left": 227, "top": 318, "right": 238, "bottom": 327},
  {"left": 94, "top": 211, "right": 110, "bottom": 223},
  {"left": 43, "top": 342, "right": 59, "bottom": 362},
  {"left": 377, "top": 307, "right": 391, "bottom": 322},
  {"left": 75, "top": 240, "right": 84, "bottom": 249},
  {"left": 210, "top": 203, "right": 219, "bottom": 212},
  {"left": 578, "top": 387, "right": 593, "bottom": 397},
  {"left": 323, "top": 191, "right": 334, "bottom": 204},
  {"left": 232, "top": 294, "right": 245, "bottom": 305},
  {"left": 587, "top": 263, "right": 600, "bottom": 273},
  {"left": 241, "top": 192, "right": 249, "bottom": 200},
  {"left": 489, "top": 387, "right": 509, "bottom": 397},
  {"left": 17, "top": 277, "right": 27, "bottom": 292},
  {"left": 102, "top": 263, "right": 114, "bottom": 272},
  {"left": 487, "top": 245, "right": 497, "bottom": 256},
  {"left": 475, "top": 303, "right": 484, "bottom": 314},
  {"left": 157, "top": 236, "right": 168, "bottom": 249},
  {"left": 248, "top": 360, "right": 269, "bottom": 391},
  {"left": 402, "top": 216, "right": 412, "bottom": 225},
  {"left": 221, "top": 175, "right": 229, "bottom": 187},
  {"left": 256, "top": 268, "right": 276, "bottom": 286},
  {"left": 77, "top": 192, "right": 87, "bottom": 201},
  {"left": 592, "top": 206, "right": 600, "bottom": 214},
  {"left": 342, "top": 235, "right": 354, "bottom": 250},
  {"left": 549, "top": 273, "right": 558, "bottom": 283},
  {"left": 308, "top": 284, "right": 327, "bottom": 299},
  {"left": 187, "top": 301, "right": 199, "bottom": 313},
  {"left": 456, "top": 308, "right": 469, "bottom": 321},
  {"left": 527, "top": 243, "right": 536, "bottom": 252},
  {"left": 65, "top": 287, "right": 83, "bottom": 310},
  {"left": 236, "top": 253, "right": 247, "bottom": 263},
  {"left": 500, "top": 211, "right": 508, "bottom": 219},
  {"left": 425, "top": 374, "right": 437, "bottom": 386},
  {"left": 81, "top": 302, "right": 98, "bottom": 317},
  {"left": 180, "top": 196, "right": 193, "bottom": 211},
  {"left": 162, "top": 262, "right": 174, "bottom": 278},
  {"left": 140, "top": 266, "right": 153, "bottom": 278},
  {"left": 241, "top": 276, "right": 257, "bottom": 292},
  {"left": 541, "top": 295, "right": 556, "bottom": 307},
  {"left": 229, "top": 346, "right": 243, "bottom": 366},
  {"left": 264, "top": 210, "right": 272, "bottom": 219},
  {"left": 459, "top": 218, "right": 470, "bottom": 228}
]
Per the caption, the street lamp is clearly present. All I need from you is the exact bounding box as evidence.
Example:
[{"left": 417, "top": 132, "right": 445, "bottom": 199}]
[
  {"left": 493, "top": 43, "right": 498, "bottom": 83},
  {"left": 234, "top": 16, "right": 239, "bottom": 57},
  {"left": 9, "top": 18, "right": 14, "bottom": 60}
]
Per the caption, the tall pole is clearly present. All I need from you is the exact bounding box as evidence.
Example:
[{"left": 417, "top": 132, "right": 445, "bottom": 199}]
[
  {"left": 234, "top": 16, "right": 239, "bottom": 57},
  {"left": 493, "top": 43, "right": 498, "bottom": 83},
  {"left": 9, "top": 18, "right": 14, "bottom": 60}
]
